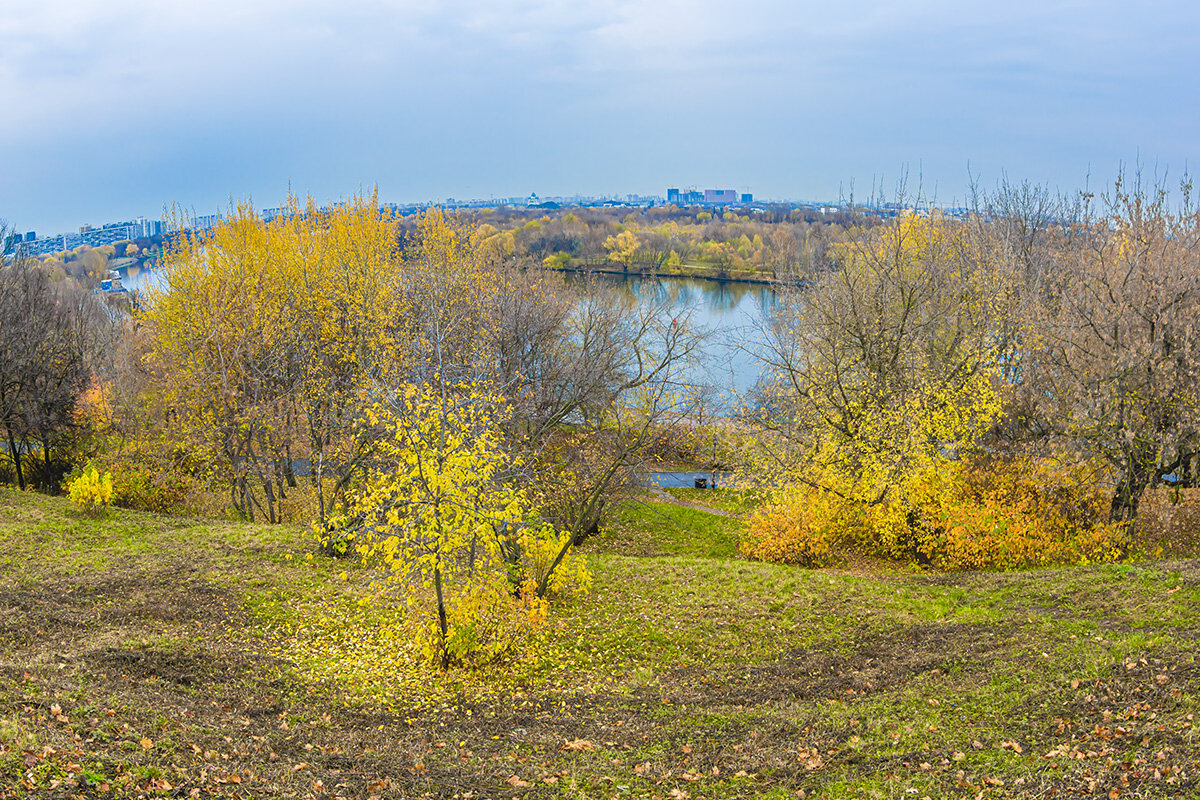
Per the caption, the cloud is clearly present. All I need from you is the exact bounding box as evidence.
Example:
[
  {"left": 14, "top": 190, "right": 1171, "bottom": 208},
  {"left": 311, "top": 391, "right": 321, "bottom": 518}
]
[{"left": 1, "top": 0, "right": 1197, "bottom": 230}]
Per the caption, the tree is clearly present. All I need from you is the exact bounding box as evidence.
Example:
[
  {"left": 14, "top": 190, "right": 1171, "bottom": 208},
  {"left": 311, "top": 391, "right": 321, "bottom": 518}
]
[
  {"left": 1021, "top": 172, "right": 1200, "bottom": 523},
  {"left": 337, "top": 383, "right": 529, "bottom": 667},
  {"left": 0, "top": 243, "right": 100, "bottom": 490},
  {"left": 604, "top": 230, "right": 641, "bottom": 273},
  {"left": 751, "top": 210, "right": 1007, "bottom": 555},
  {"left": 146, "top": 193, "right": 408, "bottom": 523}
]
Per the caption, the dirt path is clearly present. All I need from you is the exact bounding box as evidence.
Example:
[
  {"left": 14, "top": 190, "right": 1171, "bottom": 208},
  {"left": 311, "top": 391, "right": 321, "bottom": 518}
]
[{"left": 647, "top": 485, "right": 741, "bottom": 518}]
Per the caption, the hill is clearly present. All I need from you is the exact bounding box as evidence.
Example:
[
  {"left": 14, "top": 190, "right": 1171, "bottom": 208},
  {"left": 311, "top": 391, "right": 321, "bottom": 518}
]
[{"left": 1, "top": 489, "right": 1197, "bottom": 798}]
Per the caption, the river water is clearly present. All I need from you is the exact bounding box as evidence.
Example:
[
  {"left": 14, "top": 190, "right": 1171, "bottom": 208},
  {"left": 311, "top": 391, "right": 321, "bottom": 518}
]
[
  {"left": 578, "top": 274, "right": 776, "bottom": 414},
  {"left": 123, "top": 266, "right": 776, "bottom": 413}
]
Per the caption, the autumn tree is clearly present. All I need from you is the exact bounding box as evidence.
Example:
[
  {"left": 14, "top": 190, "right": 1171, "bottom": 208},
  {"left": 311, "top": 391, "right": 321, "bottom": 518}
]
[
  {"left": 0, "top": 245, "right": 102, "bottom": 489},
  {"left": 145, "top": 193, "right": 407, "bottom": 523},
  {"left": 751, "top": 210, "right": 1008, "bottom": 555},
  {"left": 604, "top": 229, "right": 641, "bottom": 273},
  {"left": 1017, "top": 172, "right": 1200, "bottom": 523}
]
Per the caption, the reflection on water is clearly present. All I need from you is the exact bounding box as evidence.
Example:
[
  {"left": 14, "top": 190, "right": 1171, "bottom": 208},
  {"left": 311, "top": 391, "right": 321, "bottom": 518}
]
[
  {"left": 121, "top": 266, "right": 776, "bottom": 415},
  {"left": 117, "top": 264, "right": 164, "bottom": 294},
  {"left": 576, "top": 274, "right": 777, "bottom": 413}
]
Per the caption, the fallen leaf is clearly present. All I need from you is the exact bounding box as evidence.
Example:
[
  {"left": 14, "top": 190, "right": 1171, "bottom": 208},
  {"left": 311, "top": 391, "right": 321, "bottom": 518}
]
[
  {"left": 505, "top": 774, "right": 529, "bottom": 787},
  {"left": 141, "top": 738, "right": 153, "bottom": 750},
  {"left": 563, "top": 738, "right": 594, "bottom": 751}
]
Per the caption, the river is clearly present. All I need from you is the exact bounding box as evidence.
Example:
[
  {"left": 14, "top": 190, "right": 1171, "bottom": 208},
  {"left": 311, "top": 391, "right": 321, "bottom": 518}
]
[
  {"left": 576, "top": 274, "right": 776, "bottom": 414},
  {"left": 123, "top": 266, "right": 776, "bottom": 414}
]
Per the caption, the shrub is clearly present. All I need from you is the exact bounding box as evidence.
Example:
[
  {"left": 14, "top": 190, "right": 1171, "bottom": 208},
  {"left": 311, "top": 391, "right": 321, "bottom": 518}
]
[
  {"left": 912, "top": 457, "right": 1128, "bottom": 570},
  {"left": 419, "top": 576, "right": 549, "bottom": 669},
  {"left": 65, "top": 462, "right": 114, "bottom": 513},
  {"left": 740, "top": 486, "right": 846, "bottom": 567},
  {"left": 744, "top": 457, "right": 1129, "bottom": 571},
  {"left": 499, "top": 523, "right": 593, "bottom": 600},
  {"left": 100, "top": 459, "right": 193, "bottom": 514}
]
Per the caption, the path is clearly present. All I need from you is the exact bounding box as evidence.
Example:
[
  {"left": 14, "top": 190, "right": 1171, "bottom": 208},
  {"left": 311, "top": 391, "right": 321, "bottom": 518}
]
[{"left": 646, "top": 485, "right": 741, "bottom": 518}]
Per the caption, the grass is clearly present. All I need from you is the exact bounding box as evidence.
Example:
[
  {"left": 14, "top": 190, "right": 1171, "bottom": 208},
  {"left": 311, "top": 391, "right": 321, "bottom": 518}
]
[
  {"left": 592, "top": 496, "right": 744, "bottom": 559},
  {"left": 1, "top": 487, "right": 1199, "bottom": 798},
  {"left": 664, "top": 487, "right": 765, "bottom": 517}
]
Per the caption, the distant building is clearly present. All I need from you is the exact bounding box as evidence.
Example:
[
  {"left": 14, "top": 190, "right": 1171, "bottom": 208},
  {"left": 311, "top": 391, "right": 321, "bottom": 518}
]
[
  {"left": 667, "top": 188, "right": 680, "bottom": 204},
  {"left": 192, "top": 214, "right": 222, "bottom": 231},
  {"left": 740, "top": 193, "right": 753, "bottom": 203},
  {"left": 704, "top": 189, "right": 738, "bottom": 205}
]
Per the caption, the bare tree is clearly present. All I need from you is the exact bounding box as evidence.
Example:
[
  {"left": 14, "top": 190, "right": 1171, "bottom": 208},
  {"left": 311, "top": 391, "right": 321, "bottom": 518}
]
[
  {"left": 0, "top": 235, "right": 100, "bottom": 489},
  {"left": 1026, "top": 171, "right": 1200, "bottom": 523}
]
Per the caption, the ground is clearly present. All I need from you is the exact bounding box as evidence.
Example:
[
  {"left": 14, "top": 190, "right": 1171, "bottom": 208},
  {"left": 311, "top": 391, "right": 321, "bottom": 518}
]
[{"left": 1, "top": 487, "right": 1198, "bottom": 799}]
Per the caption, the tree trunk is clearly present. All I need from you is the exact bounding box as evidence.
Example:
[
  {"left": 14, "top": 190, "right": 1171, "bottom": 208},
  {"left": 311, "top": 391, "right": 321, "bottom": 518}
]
[
  {"left": 433, "top": 565, "right": 450, "bottom": 669},
  {"left": 5, "top": 424, "right": 24, "bottom": 491},
  {"left": 1108, "top": 467, "right": 1151, "bottom": 526}
]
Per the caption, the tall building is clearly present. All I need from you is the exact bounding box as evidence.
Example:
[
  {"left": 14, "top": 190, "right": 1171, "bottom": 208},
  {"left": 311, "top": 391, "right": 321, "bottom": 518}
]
[
  {"left": 704, "top": 189, "right": 738, "bottom": 205},
  {"left": 667, "top": 188, "right": 680, "bottom": 204}
]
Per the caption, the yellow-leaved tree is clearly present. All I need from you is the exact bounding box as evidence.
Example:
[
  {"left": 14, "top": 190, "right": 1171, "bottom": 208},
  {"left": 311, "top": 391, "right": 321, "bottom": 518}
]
[
  {"left": 748, "top": 210, "right": 1009, "bottom": 562},
  {"left": 333, "top": 382, "right": 559, "bottom": 668},
  {"left": 144, "top": 192, "right": 407, "bottom": 523}
]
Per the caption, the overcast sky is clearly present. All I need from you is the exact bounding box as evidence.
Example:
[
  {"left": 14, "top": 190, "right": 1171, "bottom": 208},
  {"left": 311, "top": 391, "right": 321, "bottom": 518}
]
[{"left": 1, "top": 0, "right": 1196, "bottom": 234}]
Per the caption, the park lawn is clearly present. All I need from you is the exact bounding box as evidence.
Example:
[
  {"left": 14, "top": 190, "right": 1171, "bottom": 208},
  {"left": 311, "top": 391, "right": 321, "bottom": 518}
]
[{"left": 1, "top": 487, "right": 1198, "bottom": 799}]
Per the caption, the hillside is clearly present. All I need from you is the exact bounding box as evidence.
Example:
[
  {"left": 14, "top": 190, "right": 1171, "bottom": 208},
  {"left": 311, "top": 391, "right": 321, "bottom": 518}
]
[{"left": 1, "top": 489, "right": 1197, "bottom": 798}]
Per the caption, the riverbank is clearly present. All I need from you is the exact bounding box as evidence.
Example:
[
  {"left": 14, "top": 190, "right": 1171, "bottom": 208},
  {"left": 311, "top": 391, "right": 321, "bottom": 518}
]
[{"left": 550, "top": 262, "right": 782, "bottom": 286}]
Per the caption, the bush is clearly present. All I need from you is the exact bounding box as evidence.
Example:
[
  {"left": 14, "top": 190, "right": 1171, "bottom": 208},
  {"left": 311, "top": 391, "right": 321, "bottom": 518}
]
[
  {"left": 65, "top": 462, "right": 114, "bottom": 513},
  {"left": 499, "top": 523, "right": 593, "bottom": 600},
  {"left": 103, "top": 459, "right": 193, "bottom": 513},
  {"left": 740, "top": 487, "right": 846, "bottom": 567},
  {"left": 911, "top": 458, "right": 1128, "bottom": 570},
  {"left": 421, "top": 577, "right": 549, "bottom": 668},
  {"left": 744, "top": 457, "right": 1129, "bottom": 571}
]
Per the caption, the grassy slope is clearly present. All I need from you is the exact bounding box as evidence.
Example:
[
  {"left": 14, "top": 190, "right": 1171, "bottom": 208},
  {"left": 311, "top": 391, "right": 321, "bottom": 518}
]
[{"left": 1, "top": 488, "right": 1198, "bottom": 799}]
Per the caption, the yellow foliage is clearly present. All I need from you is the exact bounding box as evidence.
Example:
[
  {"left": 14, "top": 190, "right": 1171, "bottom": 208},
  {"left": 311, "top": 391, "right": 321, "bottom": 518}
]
[
  {"left": 66, "top": 462, "right": 114, "bottom": 513},
  {"left": 744, "top": 457, "right": 1128, "bottom": 571},
  {"left": 740, "top": 487, "right": 846, "bottom": 566},
  {"left": 506, "top": 524, "right": 592, "bottom": 600},
  {"left": 422, "top": 576, "right": 549, "bottom": 669},
  {"left": 330, "top": 381, "right": 587, "bottom": 667}
]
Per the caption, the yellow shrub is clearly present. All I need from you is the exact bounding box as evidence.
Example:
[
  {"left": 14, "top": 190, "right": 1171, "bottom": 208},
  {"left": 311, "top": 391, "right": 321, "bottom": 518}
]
[
  {"left": 66, "top": 462, "right": 114, "bottom": 513},
  {"left": 740, "top": 487, "right": 846, "bottom": 567},
  {"left": 420, "top": 577, "right": 549, "bottom": 668},
  {"left": 510, "top": 524, "right": 592, "bottom": 600},
  {"left": 746, "top": 457, "right": 1129, "bottom": 571},
  {"left": 906, "top": 458, "right": 1127, "bottom": 570}
]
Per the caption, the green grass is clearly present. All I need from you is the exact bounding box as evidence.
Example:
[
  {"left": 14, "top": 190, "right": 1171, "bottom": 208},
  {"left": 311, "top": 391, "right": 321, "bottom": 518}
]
[
  {"left": 665, "top": 486, "right": 764, "bottom": 516},
  {"left": 587, "top": 495, "right": 744, "bottom": 558},
  {"left": 2, "top": 487, "right": 1199, "bottom": 799}
]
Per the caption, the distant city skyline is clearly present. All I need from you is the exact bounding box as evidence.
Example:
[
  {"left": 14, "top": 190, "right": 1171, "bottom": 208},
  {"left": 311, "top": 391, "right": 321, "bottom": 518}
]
[{"left": 2, "top": 1, "right": 1197, "bottom": 235}]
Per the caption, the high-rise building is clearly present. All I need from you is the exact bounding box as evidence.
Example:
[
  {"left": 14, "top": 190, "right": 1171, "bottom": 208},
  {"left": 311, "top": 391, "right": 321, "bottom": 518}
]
[{"left": 704, "top": 189, "right": 738, "bottom": 204}]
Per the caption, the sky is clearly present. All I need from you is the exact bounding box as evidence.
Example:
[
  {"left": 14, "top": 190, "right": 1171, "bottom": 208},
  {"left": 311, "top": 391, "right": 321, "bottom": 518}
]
[{"left": 1, "top": 0, "right": 1197, "bottom": 234}]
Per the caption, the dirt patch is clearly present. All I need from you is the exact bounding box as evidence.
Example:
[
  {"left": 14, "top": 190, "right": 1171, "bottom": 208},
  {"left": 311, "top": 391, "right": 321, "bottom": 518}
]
[
  {"left": 0, "top": 566, "right": 234, "bottom": 652},
  {"left": 669, "top": 622, "right": 1011, "bottom": 707},
  {"left": 87, "top": 646, "right": 234, "bottom": 688}
]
